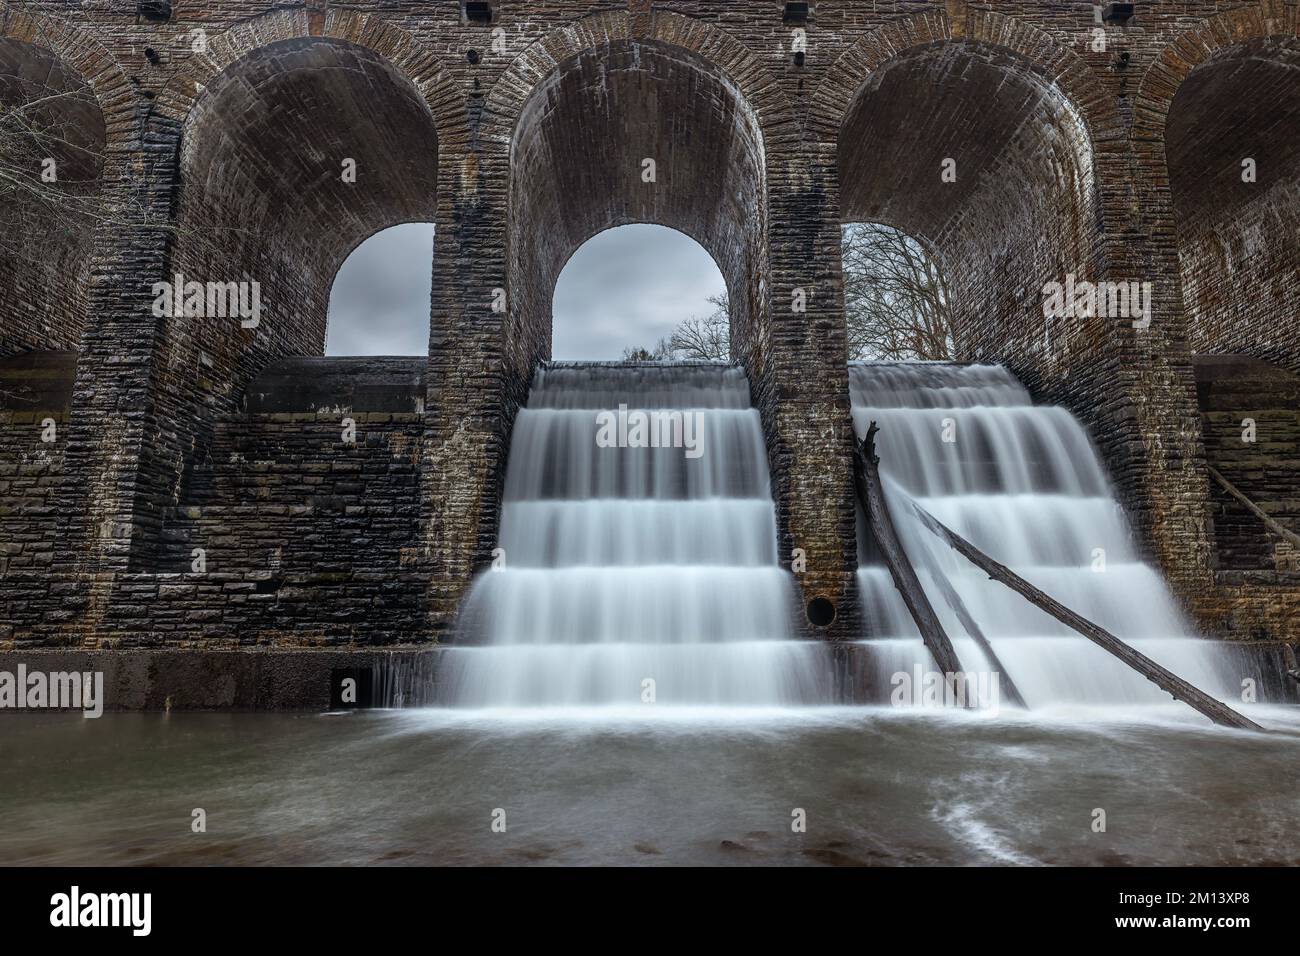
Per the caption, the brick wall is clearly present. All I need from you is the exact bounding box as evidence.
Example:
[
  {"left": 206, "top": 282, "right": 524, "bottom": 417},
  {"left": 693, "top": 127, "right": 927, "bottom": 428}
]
[
  {"left": 0, "top": 35, "right": 105, "bottom": 355},
  {"left": 0, "top": 352, "right": 73, "bottom": 580},
  {"left": 0, "top": 0, "right": 1297, "bottom": 645},
  {"left": 1192, "top": 355, "right": 1300, "bottom": 640},
  {"left": 4, "top": 357, "right": 430, "bottom": 644},
  {"left": 1167, "top": 35, "right": 1300, "bottom": 376}
]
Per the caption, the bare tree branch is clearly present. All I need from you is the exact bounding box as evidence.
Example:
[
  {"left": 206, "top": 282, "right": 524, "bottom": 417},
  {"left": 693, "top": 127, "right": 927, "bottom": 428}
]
[
  {"left": 622, "top": 293, "right": 730, "bottom": 362},
  {"left": 0, "top": 10, "right": 241, "bottom": 271},
  {"left": 621, "top": 225, "right": 953, "bottom": 366},
  {"left": 843, "top": 222, "right": 953, "bottom": 361}
]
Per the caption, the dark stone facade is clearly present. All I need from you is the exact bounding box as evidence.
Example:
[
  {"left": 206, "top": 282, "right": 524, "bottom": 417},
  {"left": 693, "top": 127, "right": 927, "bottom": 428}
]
[
  {"left": 1193, "top": 355, "right": 1300, "bottom": 639},
  {"left": 1, "top": 0, "right": 1298, "bottom": 648}
]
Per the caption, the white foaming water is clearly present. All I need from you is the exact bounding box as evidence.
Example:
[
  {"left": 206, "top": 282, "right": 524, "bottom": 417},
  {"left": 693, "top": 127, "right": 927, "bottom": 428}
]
[
  {"left": 443, "top": 363, "right": 830, "bottom": 708},
  {"left": 851, "top": 362, "right": 1241, "bottom": 708}
]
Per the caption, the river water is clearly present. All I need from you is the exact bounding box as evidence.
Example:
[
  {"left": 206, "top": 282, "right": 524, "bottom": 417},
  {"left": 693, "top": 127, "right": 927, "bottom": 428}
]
[{"left": 3, "top": 707, "right": 1298, "bottom": 866}]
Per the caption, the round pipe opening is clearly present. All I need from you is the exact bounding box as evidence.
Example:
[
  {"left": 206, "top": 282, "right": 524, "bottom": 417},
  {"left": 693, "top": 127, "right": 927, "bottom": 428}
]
[{"left": 806, "top": 597, "right": 836, "bottom": 628}]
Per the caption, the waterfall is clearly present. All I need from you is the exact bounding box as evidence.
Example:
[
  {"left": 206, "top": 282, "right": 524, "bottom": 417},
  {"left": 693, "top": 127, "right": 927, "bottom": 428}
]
[
  {"left": 441, "top": 363, "right": 830, "bottom": 708},
  {"left": 850, "top": 362, "right": 1245, "bottom": 709}
]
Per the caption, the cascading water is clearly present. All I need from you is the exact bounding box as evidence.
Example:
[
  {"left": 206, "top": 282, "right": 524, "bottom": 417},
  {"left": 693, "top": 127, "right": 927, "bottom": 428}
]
[
  {"left": 440, "top": 362, "right": 830, "bottom": 708},
  {"left": 850, "top": 362, "right": 1242, "bottom": 709}
]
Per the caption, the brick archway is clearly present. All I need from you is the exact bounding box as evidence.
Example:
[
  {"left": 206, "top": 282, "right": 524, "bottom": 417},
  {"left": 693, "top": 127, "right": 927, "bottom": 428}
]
[
  {"left": 1135, "top": 0, "right": 1298, "bottom": 116},
  {"left": 808, "top": 8, "right": 1130, "bottom": 389},
  {"left": 84, "top": 8, "right": 471, "bottom": 571},
  {"left": 475, "top": 10, "right": 863, "bottom": 633},
  {"left": 482, "top": 9, "right": 795, "bottom": 149},
  {"left": 1131, "top": 1, "right": 1300, "bottom": 632},
  {"left": 154, "top": 8, "right": 467, "bottom": 149},
  {"left": 810, "top": 8, "right": 1118, "bottom": 151},
  {"left": 0, "top": 5, "right": 133, "bottom": 133},
  {"left": 1134, "top": 0, "right": 1300, "bottom": 373},
  {"left": 481, "top": 8, "right": 797, "bottom": 379},
  {"left": 0, "top": 8, "right": 132, "bottom": 355},
  {"left": 813, "top": 8, "right": 1113, "bottom": 376},
  {"left": 811, "top": 6, "right": 1216, "bottom": 606}
]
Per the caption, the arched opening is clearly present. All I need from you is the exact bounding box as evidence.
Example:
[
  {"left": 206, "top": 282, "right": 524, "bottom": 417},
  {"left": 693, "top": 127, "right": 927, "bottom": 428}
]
[
  {"left": 551, "top": 224, "right": 728, "bottom": 361},
  {"left": 1165, "top": 36, "right": 1300, "bottom": 574},
  {"left": 327, "top": 223, "right": 436, "bottom": 356},
  {"left": 507, "top": 39, "right": 767, "bottom": 370},
  {"left": 170, "top": 38, "right": 439, "bottom": 387},
  {"left": 1166, "top": 36, "right": 1300, "bottom": 372},
  {"left": 0, "top": 37, "right": 105, "bottom": 355},
  {"left": 838, "top": 42, "right": 1096, "bottom": 368},
  {"left": 842, "top": 221, "right": 953, "bottom": 361},
  {"left": 138, "top": 37, "right": 439, "bottom": 564}
]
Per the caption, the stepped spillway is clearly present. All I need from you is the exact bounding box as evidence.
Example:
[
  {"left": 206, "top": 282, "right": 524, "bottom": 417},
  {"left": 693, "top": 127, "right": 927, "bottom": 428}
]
[
  {"left": 850, "top": 362, "right": 1241, "bottom": 708},
  {"left": 441, "top": 363, "right": 830, "bottom": 708}
]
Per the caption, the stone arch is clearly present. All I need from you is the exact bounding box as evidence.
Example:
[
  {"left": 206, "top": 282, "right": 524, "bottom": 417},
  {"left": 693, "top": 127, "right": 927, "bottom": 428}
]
[
  {"left": 154, "top": 8, "right": 466, "bottom": 138},
  {"left": 1134, "top": 0, "right": 1300, "bottom": 373},
  {"left": 816, "top": 9, "right": 1110, "bottom": 376},
  {"left": 128, "top": 8, "right": 467, "bottom": 567},
  {"left": 0, "top": 5, "right": 134, "bottom": 132},
  {"left": 482, "top": 9, "right": 795, "bottom": 146},
  {"left": 811, "top": 7, "right": 1204, "bottom": 613},
  {"left": 151, "top": 7, "right": 467, "bottom": 365},
  {"left": 0, "top": 8, "right": 132, "bottom": 354},
  {"left": 482, "top": 9, "right": 797, "bottom": 378},
  {"left": 810, "top": 8, "right": 1118, "bottom": 151}
]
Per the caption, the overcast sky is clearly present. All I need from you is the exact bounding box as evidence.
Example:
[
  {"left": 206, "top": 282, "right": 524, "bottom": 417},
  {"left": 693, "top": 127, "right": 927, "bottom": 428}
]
[{"left": 326, "top": 222, "right": 725, "bottom": 359}]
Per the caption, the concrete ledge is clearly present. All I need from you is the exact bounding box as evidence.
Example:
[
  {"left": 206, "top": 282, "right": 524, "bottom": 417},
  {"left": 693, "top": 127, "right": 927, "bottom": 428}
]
[
  {"left": 2, "top": 642, "right": 1293, "bottom": 710},
  {"left": 0, "top": 350, "right": 77, "bottom": 413},
  {"left": 0, "top": 647, "right": 443, "bottom": 712},
  {"left": 245, "top": 357, "right": 426, "bottom": 413}
]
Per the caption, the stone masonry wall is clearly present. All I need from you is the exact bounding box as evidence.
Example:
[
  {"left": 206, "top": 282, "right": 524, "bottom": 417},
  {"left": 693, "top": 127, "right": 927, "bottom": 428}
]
[
  {"left": 0, "top": 352, "right": 73, "bottom": 579},
  {"left": 1192, "top": 355, "right": 1300, "bottom": 640},
  {"left": 4, "top": 357, "right": 429, "bottom": 645},
  {"left": 0, "top": 0, "right": 1298, "bottom": 646},
  {"left": 0, "top": 34, "right": 105, "bottom": 355},
  {"left": 1166, "top": 34, "right": 1300, "bottom": 375}
]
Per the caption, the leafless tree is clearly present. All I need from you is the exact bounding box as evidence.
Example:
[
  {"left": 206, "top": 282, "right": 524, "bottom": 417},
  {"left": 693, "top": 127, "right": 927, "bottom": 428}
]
[
  {"left": 0, "top": 12, "right": 224, "bottom": 269},
  {"left": 842, "top": 222, "right": 953, "bottom": 361},
  {"left": 664, "top": 293, "right": 729, "bottom": 361},
  {"left": 622, "top": 293, "right": 730, "bottom": 362},
  {"left": 620, "top": 345, "right": 664, "bottom": 361},
  {"left": 0, "top": 50, "right": 107, "bottom": 266},
  {"left": 620, "top": 224, "right": 952, "bottom": 366}
]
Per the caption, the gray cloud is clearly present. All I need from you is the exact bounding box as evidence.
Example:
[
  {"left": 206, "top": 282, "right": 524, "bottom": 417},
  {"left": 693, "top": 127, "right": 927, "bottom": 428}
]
[
  {"left": 326, "top": 222, "right": 434, "bottom": 356},
  {"left": 326, "top": 221, "right": 725, "bottom": 359},
  {"left": 552, "top": 224, "right": 726, "bottom": 360}
]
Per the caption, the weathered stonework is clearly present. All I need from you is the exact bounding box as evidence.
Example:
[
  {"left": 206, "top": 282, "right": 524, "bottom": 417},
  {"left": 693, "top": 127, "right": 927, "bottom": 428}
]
[
  {"left": 1192, "top": 355, "right": 1300, "bottom": 639},
  {"left": 0, "top": 0, "right": 1297, "bottom": 648}
]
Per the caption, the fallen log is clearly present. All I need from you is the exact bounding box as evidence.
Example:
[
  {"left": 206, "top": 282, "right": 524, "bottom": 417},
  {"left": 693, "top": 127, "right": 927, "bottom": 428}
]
[
  {"left": 909, "top": 501, "right": 1265, "bottom": 732},
  {"left": 908, "top": 530, "right": 1029, "bottom": 709},
  {"left": 854, "top": 423, "right": 964, "bottom": 679},
  {"left": 1207, "top": 465, "right": 1300, "bottom": 551}
]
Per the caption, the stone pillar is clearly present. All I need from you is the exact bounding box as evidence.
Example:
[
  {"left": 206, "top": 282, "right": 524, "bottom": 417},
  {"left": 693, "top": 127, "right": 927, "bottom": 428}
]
[
  {"left": 755, "top": 145, "right": 859, "bottom": 639},
  {"left": 420, "top": 134, "right": 530, "bottom": 635},
  {"left": 1032, "top": 84, "right": 1214, "bottom": 607},
  {"left": 51, "top": 114, "right": 184, "bottom": 636}
]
